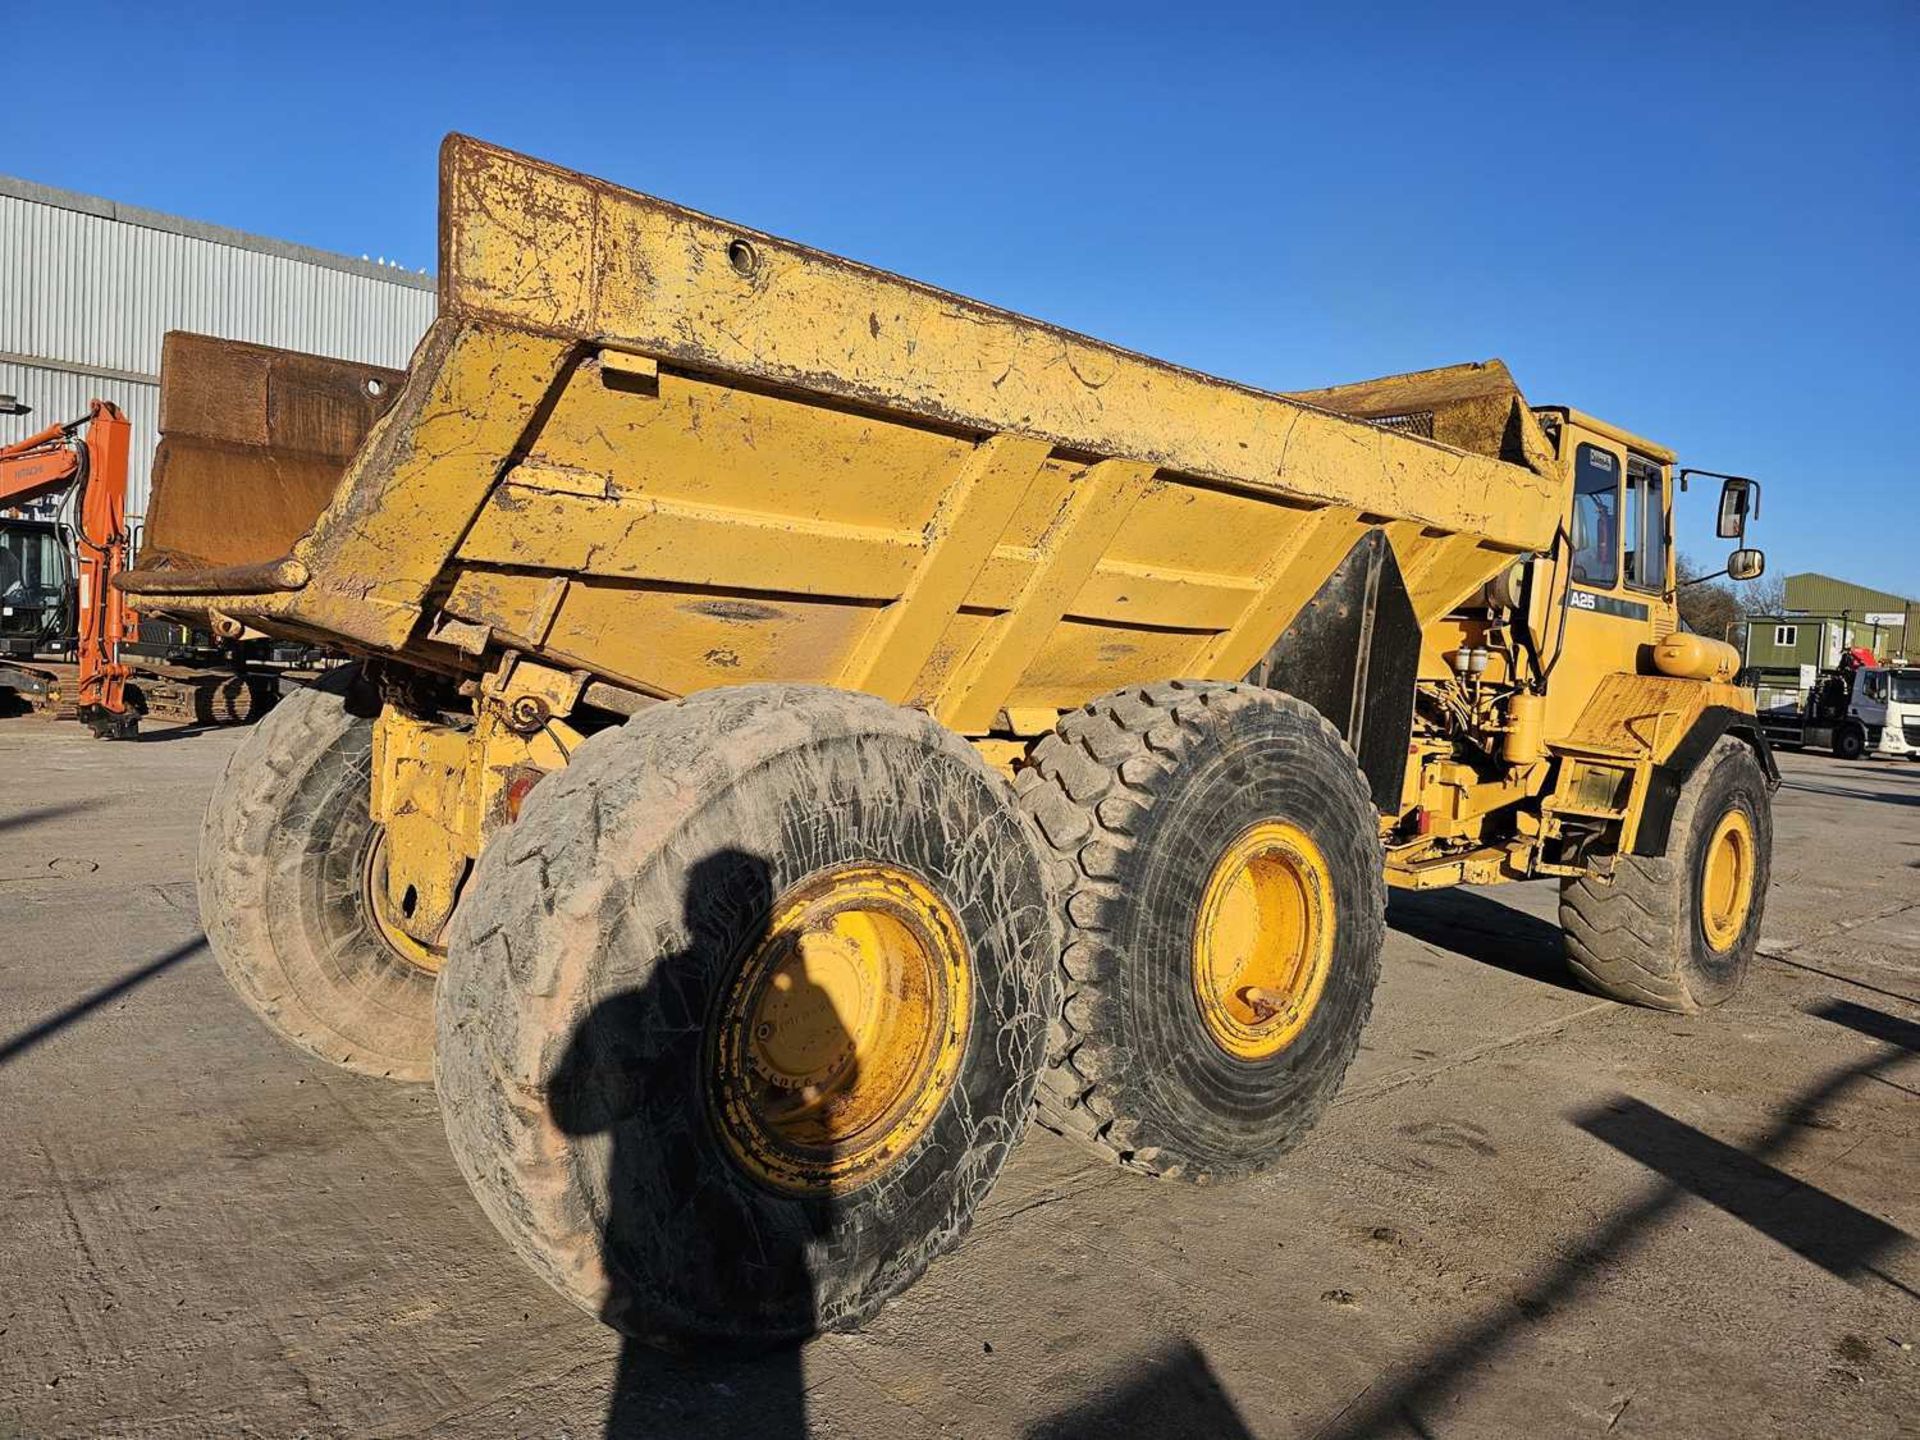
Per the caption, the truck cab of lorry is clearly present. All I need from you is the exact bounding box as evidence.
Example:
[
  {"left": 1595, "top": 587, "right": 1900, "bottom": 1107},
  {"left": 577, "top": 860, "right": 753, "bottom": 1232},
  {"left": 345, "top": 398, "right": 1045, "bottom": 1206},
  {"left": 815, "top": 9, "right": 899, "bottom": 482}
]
[
  {"left": 1758, "top": 649, "right": 1920, "bottom": 761},
  {"left": 1839, "top": 664, "right": 1920, "bottom": 760}
]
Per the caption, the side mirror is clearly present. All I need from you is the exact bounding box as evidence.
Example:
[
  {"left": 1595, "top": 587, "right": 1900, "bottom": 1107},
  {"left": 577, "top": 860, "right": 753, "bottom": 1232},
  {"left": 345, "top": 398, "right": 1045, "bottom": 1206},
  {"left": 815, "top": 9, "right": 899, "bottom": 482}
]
[
  {"left": 1727, "top": 548, "right": 1766, "bottom": 581},
  {"left": 1717, "top": 476, "right": 1760, "bottom": 539}
]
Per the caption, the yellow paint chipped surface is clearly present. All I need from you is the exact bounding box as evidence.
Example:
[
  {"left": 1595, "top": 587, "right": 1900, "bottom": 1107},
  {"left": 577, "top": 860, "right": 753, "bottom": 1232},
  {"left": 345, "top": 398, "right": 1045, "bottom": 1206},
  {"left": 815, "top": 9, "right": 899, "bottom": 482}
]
[
  {"left": 442, "top": 136, "right": 1561, "bottom": 548},
  {"left": 123, "top": 136, "right": 1571, "bottom": 735}
]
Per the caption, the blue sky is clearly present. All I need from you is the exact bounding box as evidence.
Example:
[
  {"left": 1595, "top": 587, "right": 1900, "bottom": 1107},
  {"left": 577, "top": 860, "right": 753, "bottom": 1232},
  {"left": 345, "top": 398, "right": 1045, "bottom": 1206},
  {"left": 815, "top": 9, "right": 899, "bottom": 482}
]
[{"left": 11, "top": 2, "right": 1917, "bottom": 596}]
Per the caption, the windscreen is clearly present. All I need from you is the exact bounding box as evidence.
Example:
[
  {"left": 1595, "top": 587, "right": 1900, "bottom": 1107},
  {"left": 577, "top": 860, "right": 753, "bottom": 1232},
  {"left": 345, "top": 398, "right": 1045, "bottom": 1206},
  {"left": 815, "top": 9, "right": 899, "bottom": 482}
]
[
  {"left": 0, "top": 525, "right": 67, "bottom": 606},
  {"left": 1570, "top": 444, "right": 1620, "bottom": 588}
]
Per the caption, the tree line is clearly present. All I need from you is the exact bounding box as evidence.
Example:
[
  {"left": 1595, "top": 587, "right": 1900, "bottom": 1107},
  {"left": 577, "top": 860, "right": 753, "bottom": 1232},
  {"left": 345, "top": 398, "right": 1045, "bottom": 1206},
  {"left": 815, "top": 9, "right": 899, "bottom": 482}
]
[{"left": 1675, "top": 555, "right": 1786, "bottom": 646}]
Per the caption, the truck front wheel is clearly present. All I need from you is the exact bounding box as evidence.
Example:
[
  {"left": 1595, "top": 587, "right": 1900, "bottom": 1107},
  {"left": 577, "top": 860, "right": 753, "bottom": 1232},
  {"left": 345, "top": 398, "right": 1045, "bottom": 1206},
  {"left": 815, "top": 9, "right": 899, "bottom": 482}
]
[
  {"left": 1833, "top": 724, "right": 1867, "bottom": 761},
  {"left": 435, "top": 684, "right": 1055, "bottom": 1345},
  {"left": 198, "top": 670, "right": 440, "bottom": 1081},
  {"left": 1561, "top": 737, "right": 1772, "bottom": 1012},
  {"left": 1015, "top": 681, "right": 1384, "bottom": 1182}
]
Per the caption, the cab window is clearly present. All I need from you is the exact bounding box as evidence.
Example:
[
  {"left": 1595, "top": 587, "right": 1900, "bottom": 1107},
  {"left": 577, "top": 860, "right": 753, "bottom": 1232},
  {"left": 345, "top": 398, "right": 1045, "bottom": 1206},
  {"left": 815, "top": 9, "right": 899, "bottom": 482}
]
[
  {"left": 1570, "top": 443, "right": 1620, "bottom": 588},
  {"left": 1625, "top": 455, "right": 1668, "bottom": 592},
  {"left": 0, "top": 526, "right": 63, "bottom": 603}
]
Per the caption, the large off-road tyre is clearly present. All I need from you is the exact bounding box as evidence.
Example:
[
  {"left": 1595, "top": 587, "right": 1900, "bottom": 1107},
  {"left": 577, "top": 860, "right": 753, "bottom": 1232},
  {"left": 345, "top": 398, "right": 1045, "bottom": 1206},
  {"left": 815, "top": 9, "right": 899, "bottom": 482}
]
[
  {"left": 435, "top": 684, "right": 1056, "bottom": 1347},
  {"left": 1014, "top": 681, "right": 1385, "bottom": 1182},
  {"left": 198, "top": 669, "right": 439, "bottom": 1081},
  {"left": 1561, "top": 736, "right": 1773, "bottom": 1012}
]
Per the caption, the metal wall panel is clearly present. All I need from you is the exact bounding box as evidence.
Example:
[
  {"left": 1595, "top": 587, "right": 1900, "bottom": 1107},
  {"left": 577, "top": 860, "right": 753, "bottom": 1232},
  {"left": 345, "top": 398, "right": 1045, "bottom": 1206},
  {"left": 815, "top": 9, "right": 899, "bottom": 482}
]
[
  {"left": 0, "top": 361, "right": 158, "bottom": 519},
  {"left": 0, "top": 178, "right": 437, "bottom": 522}
]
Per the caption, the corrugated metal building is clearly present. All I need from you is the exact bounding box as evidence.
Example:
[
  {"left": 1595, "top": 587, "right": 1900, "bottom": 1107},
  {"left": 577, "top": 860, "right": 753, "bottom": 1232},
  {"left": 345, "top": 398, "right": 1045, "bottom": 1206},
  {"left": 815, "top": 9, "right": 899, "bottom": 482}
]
[
  {"left": 1, "top": 174, "right": 436, "bottom": 522},
  {"left": 1744, "top": 571, "right": 1915, "bottom": 670}
]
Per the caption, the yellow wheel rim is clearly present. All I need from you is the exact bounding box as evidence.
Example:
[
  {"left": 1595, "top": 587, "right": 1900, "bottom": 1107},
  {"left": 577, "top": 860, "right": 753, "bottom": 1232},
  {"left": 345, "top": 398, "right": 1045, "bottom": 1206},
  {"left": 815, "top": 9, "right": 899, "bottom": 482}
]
[
  {"left": 1193, "top": 820, "right": 1336, "bottom": 1062},
  {"left": 713, "top": 865, "right": 971, "bottom": 1196},
  {"left": 362, "top": 828, "right": 444, "bottom": 974},
  {"left": 1699, "top": 809, "right": 1756, "bottom": 952}
]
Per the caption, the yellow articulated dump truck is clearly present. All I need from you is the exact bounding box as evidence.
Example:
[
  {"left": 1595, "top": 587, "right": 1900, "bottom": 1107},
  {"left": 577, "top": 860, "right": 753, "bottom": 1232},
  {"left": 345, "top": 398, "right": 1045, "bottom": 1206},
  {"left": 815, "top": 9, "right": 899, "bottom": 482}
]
[{"left": 122, "top": 137, "right": 1776, "bottom": 1345}]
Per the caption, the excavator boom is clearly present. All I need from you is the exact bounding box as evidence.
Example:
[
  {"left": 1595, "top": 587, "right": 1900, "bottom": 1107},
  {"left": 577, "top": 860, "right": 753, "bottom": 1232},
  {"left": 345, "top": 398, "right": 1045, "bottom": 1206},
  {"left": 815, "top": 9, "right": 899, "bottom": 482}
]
[
  {"left": 0, "top": 422, "right": 84, "bottom": 506},
  {"left": 0, "top": 401, "right": 137, "bottom": 734}
]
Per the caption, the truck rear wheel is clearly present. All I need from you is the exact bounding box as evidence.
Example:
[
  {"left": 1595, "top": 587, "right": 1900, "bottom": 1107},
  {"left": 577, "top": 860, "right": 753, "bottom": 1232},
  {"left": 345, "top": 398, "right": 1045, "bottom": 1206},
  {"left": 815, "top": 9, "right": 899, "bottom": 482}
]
[
  {"left": 435, "top": 684, "right": 1055, "bottom": 1345},
  {"left": 1014, "top": 681, "right": 1384, "bottom": 1182},
  {"left": 198, "top": 670, "right": 440, "bottom": 1081},
  {"left": 1561, "top": 737, "right": 1772, "bottom": 1012}
]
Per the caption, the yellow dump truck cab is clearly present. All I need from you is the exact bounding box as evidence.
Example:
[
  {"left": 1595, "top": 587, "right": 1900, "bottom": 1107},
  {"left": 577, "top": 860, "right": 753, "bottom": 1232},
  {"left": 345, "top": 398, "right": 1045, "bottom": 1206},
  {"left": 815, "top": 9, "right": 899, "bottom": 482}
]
[
  {"left": 1384, "top": 403, "right": 1774, "bottom": 896},
  {"left": 120, "top": 136, "right": 1777, "bottom": 1348}
]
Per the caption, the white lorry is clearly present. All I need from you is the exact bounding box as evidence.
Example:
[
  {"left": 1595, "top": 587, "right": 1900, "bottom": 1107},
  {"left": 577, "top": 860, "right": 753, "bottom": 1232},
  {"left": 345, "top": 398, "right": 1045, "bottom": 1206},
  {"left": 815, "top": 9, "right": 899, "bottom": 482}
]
[{"left": 1759, "top": 656, "right": 1920, "bottom": 760}]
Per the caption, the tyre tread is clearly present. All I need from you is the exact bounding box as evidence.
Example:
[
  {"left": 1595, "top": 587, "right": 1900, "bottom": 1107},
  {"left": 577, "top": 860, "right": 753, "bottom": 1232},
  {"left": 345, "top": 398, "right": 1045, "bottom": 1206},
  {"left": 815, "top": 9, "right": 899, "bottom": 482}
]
[
  {"left": 197, "top": 673, "right": 434, "bottom": 1081},
  {"left": 1559, "top": 737, "right": 1769, "bottom": 1013},
  {"left": 1015, "top": 680, "right": 1381, "bottom": 1181}
]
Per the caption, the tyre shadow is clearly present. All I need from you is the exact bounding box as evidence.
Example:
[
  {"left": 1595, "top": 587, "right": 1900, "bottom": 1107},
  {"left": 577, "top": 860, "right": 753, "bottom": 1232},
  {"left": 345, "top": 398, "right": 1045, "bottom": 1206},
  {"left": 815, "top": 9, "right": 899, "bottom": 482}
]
[
  {"left": 545, "top": 849, "right": 842, "bottom": 1439},
  {"left": 1024, "top": 1337, "right": 1255, "bottom": 1439},
  {"left": 1387, "top": 886, "right": 1585, "bottom": 994}
]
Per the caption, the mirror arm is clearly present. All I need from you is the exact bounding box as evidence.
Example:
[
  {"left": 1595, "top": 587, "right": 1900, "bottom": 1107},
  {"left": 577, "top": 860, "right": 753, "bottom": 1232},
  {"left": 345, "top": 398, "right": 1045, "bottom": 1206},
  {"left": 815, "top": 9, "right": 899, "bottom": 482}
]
[
  {"left": 1677, "top": 568, "right": 1730, "bottom": 589},
  {"left": 1678, "top": 467, "right": 1759, "bottom": 489}
]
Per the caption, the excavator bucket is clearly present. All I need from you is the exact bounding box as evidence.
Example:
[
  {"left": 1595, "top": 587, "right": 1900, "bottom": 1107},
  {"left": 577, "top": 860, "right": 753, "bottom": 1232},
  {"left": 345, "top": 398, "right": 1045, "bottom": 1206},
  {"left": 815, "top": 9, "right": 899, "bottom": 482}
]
[{"left": 134, "top": 333, "right": 407, "bottom": 615}]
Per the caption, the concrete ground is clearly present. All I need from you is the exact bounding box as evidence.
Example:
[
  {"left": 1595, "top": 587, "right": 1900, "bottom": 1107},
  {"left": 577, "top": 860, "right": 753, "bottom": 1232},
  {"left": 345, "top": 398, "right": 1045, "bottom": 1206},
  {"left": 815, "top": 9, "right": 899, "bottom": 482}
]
[{"left": 1, "top": 716, "right": 1914, "bottom": 1439}]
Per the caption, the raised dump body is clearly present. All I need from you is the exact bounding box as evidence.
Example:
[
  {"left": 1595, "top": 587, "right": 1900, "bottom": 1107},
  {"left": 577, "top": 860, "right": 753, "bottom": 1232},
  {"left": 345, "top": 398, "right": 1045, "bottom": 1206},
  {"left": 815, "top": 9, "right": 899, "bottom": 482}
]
[
  {"left": 134, "top": 137, "right": 1775, "bottom": 1352},
  {"left": 128, "top": 137, "right": 1560, "bottom": 752}
]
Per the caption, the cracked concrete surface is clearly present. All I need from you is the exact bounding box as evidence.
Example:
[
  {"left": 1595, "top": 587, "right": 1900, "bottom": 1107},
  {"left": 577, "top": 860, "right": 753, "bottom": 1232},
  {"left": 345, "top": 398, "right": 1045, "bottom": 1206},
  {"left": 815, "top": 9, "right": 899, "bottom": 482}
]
[{"left": 0, "top": 718, "right": 1914, "bottom": 1438}]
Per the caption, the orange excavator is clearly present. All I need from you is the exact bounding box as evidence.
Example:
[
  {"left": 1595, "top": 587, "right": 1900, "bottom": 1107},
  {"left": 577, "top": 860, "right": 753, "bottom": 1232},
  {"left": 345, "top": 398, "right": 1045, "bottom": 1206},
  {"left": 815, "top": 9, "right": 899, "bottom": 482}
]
[{"left": 0, "top": 396, "right": 141, "bottom": 737}]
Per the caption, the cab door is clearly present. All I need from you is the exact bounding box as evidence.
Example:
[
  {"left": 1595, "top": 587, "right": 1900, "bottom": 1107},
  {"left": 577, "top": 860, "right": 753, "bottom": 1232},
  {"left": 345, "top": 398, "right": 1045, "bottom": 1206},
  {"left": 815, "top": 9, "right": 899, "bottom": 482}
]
[
  {"left": 1854, "top": 669, "right": 1888, "bottom": 734},
  {"left": 1539, "top": 417, "right": 1676, "bottom": 739}
]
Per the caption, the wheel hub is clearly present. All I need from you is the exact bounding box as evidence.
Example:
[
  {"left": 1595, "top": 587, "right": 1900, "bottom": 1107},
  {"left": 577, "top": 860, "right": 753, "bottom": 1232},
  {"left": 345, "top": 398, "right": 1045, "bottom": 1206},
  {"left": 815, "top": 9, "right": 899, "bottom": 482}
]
[
  {"left": 361, "top": 828, "right": 446, "bottom": 975},
  {"left": 713, "top": 865, "right": 971, "bottom": 1195},
  {"left": 1193, "top": 820, "right": 1335, "bottom": 1061},
  {"left": 749, "top": 930, "right": 874, "bottom": 1092},
  {"left": 1700, "top": 809, "right": 1755, "bottom": 951}
]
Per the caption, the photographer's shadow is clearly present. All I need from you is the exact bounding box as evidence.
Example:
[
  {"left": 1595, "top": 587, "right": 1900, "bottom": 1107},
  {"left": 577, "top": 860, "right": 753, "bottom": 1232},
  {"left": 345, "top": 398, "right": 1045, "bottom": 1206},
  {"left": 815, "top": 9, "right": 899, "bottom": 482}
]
[{"left": 546, "top": 849, "right": 845, "bottom": 1439}]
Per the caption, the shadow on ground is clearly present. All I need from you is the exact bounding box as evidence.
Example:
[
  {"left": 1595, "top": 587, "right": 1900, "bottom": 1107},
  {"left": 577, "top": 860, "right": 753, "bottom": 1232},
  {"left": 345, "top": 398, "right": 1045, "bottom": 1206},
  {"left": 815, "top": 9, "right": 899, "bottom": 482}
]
[
  {"left": 1778, "top": 778, "right": 1920, "bottom": 808},
  {"left": 0, "top": 797, "right": 105, "bottom": 836},
  {"left": 1307, "top": 997, "right": 1918, "bottom": 1438},
  {"left": 595, "top": 1345, "right": 815, "bottom": 1438},
  {"left": 1387, "top": 887, "right": 1584, "bottom": 993},
  {"left": 548, "top": 850, "right": 836, "bottom": 1439},
  {"left": 1024, "top": 1338, "right": 1254, "bottom": 1438},
  {"left": 133, "top": 722, "right": 233, "bottom": 744},
  {"left": 0, "top": 934, "right": 206, "bottom": 1067}
]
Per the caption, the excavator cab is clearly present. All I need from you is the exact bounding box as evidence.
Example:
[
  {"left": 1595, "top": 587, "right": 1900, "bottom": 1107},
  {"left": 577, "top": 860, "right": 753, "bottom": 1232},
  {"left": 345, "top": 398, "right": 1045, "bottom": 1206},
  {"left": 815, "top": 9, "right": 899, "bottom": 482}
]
[{"left": 0, "top": 517, "right": 72, "bottom": 655}]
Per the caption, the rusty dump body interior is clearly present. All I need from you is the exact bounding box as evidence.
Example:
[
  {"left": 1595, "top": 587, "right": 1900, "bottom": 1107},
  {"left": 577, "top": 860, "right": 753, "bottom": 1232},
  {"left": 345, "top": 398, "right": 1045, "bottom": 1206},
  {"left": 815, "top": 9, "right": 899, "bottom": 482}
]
[{"left": 124, "top": 136, "right": 1566, "bottom": 766}]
